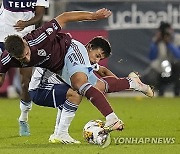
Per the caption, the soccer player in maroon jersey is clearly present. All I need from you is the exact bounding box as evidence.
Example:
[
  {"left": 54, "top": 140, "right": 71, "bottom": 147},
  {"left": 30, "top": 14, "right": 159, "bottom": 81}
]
[{"left": 0, "top": 8, "right": 153, "bottom": 133}]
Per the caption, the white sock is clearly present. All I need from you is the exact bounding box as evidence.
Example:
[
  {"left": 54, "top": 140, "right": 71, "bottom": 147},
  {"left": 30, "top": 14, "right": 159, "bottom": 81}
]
[
  {"left": 19, "top": 100, "right": 32, "bottom": 122},
  {"left": 54, "top": 108, "right": 62, "bottom": 135},
  {"left": 105, "top": 112, "right": 119, "bottom": 126},
  {"left": 57, "top": 100, "right": 78, "bottom": 136}
]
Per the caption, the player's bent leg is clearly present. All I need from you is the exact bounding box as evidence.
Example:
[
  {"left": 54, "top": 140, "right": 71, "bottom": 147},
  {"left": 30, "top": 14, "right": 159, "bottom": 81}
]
[
  {"left": 66, "top": 88, "right": 82, "bottom": 105},
  {"left": 52, "top": 89, "right": 81, "bottom": 144},
  {"left": 101, "top": 76, "right": 130, "bottom": 93},
  {"left": 55, "top": 100, "right": 80, "bottom": 144},
  {"left": 81, "top": 84, "right": 124, "bottom": 131},
  {"left": 19, "top": 67, "right": 32, "bottom": 136},
  {"left": 101, "top": 74, "right": 154, "bottom": 97},
  {"left": 128, "top": 72, "right": 154, "bottom": 97}
]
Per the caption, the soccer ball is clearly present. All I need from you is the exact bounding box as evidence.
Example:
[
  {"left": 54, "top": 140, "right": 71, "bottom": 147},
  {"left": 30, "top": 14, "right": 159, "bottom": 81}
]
[{"left": 83, "top": 120, "right": 110, "bottom": 146}]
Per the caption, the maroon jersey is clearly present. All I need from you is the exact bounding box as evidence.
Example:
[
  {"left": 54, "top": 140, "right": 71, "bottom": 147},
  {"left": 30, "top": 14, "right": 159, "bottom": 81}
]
[{"left": 0, "top": 19, "right": 72, "bottom": 74}]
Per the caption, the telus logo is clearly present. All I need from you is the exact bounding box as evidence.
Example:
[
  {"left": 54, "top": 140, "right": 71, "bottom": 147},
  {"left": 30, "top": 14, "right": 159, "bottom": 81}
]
[{"left": 3, "top": 0, "right": 37, "bottom": 11}]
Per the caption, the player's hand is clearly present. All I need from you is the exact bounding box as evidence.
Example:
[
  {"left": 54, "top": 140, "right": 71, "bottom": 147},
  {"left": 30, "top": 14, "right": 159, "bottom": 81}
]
[
  {"left": 92, "top": 8, "right": 112, "bottom": 20},
  {"left": 14, "top": 20, "right": 28, "bottom": 31}
]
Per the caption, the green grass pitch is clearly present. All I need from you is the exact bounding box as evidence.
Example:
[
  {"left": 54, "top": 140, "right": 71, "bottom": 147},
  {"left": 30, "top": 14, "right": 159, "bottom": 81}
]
[{"left": 0, "top": 97, "right": 180, "bottom": 154}]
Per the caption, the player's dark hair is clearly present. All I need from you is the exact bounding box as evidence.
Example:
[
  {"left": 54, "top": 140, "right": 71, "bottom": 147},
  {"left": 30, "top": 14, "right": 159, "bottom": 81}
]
[
  {"left": 4, "top": 35, "right": 25, "bottom": 57},
  {"left": 87, "top": 36, "right": 112, "bottom": 58},
  {"left": 159, "top": 22, "right": 171, "bottom": 37}
]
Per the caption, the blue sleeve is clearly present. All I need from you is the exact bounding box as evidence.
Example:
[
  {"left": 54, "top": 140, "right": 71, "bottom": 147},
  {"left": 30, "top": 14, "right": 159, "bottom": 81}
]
[
  {"left": 167, "top": 43, "right": 180, "bottom": 59},
  {"left": 149, "top": 42, "right": 158, "bottom": 60}
]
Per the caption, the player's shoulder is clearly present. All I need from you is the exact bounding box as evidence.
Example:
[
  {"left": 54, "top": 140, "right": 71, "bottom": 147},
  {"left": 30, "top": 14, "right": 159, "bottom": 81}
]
[
  {"left": 1, "top": 50, "right": 10, "bottom": 58},
  {"left": 0, "top": 50, "right": 12, "bottom": 66}
]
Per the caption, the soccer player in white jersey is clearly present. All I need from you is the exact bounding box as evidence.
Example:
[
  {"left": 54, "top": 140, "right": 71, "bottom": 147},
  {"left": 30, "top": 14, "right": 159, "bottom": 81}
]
[{"left": 0, "top": 0, "right": 49, "bottom": 136}]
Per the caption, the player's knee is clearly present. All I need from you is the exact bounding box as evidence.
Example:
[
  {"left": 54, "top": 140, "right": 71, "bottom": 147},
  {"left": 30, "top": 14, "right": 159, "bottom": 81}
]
[
  {"left": 21, "top": 75, "right": 31, "bottom": 91},
  {"left": 95, "top": 80, "right": 106, "bottom": 93},
  {"left": 70, "top": 72, "right": 88, "bottom": 90},
  {"left": 21, "top": 79, "right": 30, "bottom": 91}
]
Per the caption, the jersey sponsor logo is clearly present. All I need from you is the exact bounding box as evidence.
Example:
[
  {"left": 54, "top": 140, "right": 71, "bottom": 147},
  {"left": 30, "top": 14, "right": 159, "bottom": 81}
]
[
  {"left": 34, "top": 54, "right": 51, "bottom": 66},
  {"left": 3, "top": 0, "right": 37, "bottom": 12},
  {"left": 46, "top": 28, "right": 53, "bottom": 35},
  {"left": 21, "top": 63, "right": 28, "bottom": 67},
  {"left": 38, "top": 49, "right": 47, "bottom": 56}
]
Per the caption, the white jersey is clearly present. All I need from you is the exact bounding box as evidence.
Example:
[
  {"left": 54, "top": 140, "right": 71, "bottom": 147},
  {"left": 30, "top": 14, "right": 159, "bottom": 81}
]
[
  {"left": 29, "top": 67, "right": 63, "bottom": 91},
  {"left": 0, "top": 0, "right": 49, "bottom": 42}
]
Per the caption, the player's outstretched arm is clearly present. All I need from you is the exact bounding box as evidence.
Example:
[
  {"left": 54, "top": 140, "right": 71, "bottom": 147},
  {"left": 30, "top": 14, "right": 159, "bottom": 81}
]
[
  {"left": 97, "top": 66, "right": 118, "bottom": 78},
  {"left": 0, "top": 73, "right": 5, "bottom": 87},
  {"left": 14, "top": 6, "right": 46, "bottom": 31},
  {"left": 55, "top": 8, "right": 112, "bottom": 27}
]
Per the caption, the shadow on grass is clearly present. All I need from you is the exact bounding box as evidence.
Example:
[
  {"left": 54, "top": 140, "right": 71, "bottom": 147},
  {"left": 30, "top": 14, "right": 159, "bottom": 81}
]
[
  {"left": 0, "top": 142, "right": 98, "bottom": 150},
  {"left": 0, "top": 135, "right": 20, "bottom": 140}
]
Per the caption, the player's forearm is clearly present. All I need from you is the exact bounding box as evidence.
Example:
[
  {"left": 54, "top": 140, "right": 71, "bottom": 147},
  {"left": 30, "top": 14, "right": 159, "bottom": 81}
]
[
  {"left": 56, "top": 8, "right": 112, "bottom": 27},
  {"left": 0, "top": 73, "right": 5, "bottom": 87},
  {"left": 25, "top": 6, "right": 45, "bottom": 26},
  {"left": 97, "top": 66, "right": 118, "bottom": 78}
]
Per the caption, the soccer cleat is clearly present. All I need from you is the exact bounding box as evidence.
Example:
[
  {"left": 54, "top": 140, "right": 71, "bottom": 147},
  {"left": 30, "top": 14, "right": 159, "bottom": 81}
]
[
  {"left": 104, "top": 119, "right": 124, "bottom": 133},
  {"left": 49, "top": 133, "right": 56, "bottom": 143},
  {"left": 19, "top": 121, "right": 30, "bottom": 136},
  {"left": 53, "top": 133, "right": 81, "bottom": 144},
  {"left": 128, "top": 72, "right": 154, "bottom": 97}
]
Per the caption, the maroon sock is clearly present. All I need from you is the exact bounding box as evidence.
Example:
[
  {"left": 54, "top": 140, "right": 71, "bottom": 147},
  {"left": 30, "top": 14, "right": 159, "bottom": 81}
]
[
  {"left": 102, "top": 76, "right": 130, "bottom": 93},
  {"left": 85, "top": 86, "right": 113, "bottom": 117}
]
